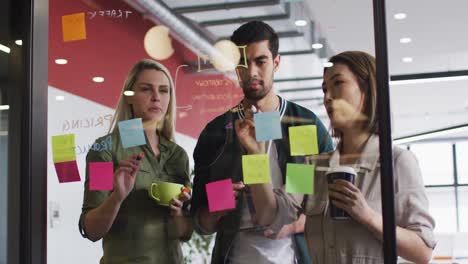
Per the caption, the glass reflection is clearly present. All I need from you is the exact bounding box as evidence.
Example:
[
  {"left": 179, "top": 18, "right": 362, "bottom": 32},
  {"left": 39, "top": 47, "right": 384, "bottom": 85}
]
[
  {"left": 45, "top": 0, "right": 452, "bottom": 263},
  {"left": 303, "top": 52, "right": 434, "bottom": 263}
]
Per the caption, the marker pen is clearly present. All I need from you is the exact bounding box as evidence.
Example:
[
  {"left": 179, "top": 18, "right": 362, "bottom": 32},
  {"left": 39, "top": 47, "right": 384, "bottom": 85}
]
[
  {"left": 251, "top": 105, "right": 257, "bottom": 113},
  {"left": 182, "top": 186, "right": 191, "bottom": 193}
]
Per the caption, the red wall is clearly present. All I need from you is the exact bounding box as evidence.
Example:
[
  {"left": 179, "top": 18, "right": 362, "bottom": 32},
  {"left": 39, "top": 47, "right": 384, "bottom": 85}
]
[{"left": 49, "top": 0, "right": 243, "bottom": 138}]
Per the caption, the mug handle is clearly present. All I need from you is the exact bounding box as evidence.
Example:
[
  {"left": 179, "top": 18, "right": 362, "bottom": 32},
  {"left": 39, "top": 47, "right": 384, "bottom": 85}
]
[{"left": 150, "top": 183, "right": 160, "bottom": 202}]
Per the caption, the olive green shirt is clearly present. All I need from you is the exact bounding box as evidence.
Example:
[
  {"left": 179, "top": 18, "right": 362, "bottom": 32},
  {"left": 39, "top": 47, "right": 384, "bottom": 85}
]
[{"left": 79, "top": 131, "right": 191, "bottom": 264}]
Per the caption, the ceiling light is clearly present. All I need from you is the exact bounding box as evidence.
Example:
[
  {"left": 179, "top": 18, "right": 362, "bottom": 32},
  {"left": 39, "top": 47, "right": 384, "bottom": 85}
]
[
  {"left": 394, "top": 13, "right": 407, "bottom": 20},
  {"left": 55, "top": 59, "right": 68, "bottom": 65},
  {"left": 0, "top": 44, "right": 11, "bottom": 54},
  {"left": 123, "top": 91, "right": 135, "bottom": 96},
  {"left": 55, "top": 95, "right": 65, "bottom": 101},
  {"left": 92, "top": 77, "right": 105, "bottom": 83},
  {"left": 390, "top": 70, "right": 468, "bottom": 85},
  {"left": 295, "top": 20, "right": 307, "bottom": 27},
  {"left": 399, "top": 37, "right": 412, "bottom": 44},
  {"left": 391, "top": 75, "right": 468, "bottom": 85},
  {"left": 0, "top": 105, "right": 9, "bottom": 111},
  {"left": 323, "top": 62, "right": 334, "bottom": 68},
  {"left": 402, "top": 57, "right": 413, "bottom": 63},
  {"left": 394, "top": 124, "right": 468, "bottom": 144},
  {"left": 144, "top": 25, "right": 174, "bottom": 60},
  {"left": 311, "top": 43, "right": 323, "bottom": 49},
  {"left": 15, "top": 40, "right": 22, "bottom": 46}
]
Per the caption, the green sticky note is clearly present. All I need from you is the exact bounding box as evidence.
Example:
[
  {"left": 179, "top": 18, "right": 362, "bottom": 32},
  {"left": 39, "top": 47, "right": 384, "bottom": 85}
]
[
  {"left": 52, "top": 134, "right": 76, "bottom": 163},
  {"left": 289, "top": 125, "right": 318, "bottom": 156},
  {"left": 286, "top": 163, "right": 315, "bottom": 194},
  {"left": 242, "top": 154, "right": 271, "bottom": 184}
]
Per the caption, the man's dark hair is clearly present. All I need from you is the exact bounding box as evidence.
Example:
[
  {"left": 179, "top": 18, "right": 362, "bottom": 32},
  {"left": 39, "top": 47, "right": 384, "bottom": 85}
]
[{"left": 230, "top": 21, "right": 279, "bottom": 59}]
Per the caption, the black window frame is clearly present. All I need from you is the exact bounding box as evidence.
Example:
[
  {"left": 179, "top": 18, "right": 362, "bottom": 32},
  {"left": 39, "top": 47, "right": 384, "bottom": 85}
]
[{"left": 7, "top": 0, "right": 48, "bottom": 263}]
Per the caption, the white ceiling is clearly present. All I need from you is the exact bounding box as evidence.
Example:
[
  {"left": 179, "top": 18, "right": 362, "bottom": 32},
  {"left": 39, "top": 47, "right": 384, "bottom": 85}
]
[
  {"left": 159, "top": 0, "right": 468, "bottom": 140},
  {"left": 302, "top": 0, "right": 468, "bottom": 139},
  {"left": 305, "top": 0, "right": 468, "bottom": 75},
  {"left": 183, "top": 5, "right": 287, "bottom": 21}
]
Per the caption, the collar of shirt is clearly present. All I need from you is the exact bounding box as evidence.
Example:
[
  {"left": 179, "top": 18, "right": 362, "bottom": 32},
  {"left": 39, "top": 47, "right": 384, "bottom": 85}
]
[
  {"left": 153, "top": 132, "right": 171, "bottom": 152},
  {"left": 233, "top": 95, "right": 287, "bottom": 155},
  {"left": 143, "top": 131, "right": 174, "bottom": 167},
  {"left": 235, "top": 95, "right": 287, "bottom": 120}
]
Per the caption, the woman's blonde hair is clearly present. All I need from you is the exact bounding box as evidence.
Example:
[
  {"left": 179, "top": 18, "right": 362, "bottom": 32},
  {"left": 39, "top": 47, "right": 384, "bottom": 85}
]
[
  {"left": 109, "top": 59, "right": 176, "bottom": 141},
  {"left": 324, "top": 51, "right": 378, "bottom": 139}
]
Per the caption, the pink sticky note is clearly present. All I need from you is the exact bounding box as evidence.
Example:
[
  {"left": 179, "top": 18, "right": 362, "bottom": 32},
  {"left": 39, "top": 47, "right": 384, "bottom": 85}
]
[
  {"left": 89, "top": 162, "right": 114, "bottom": 191},
  {"left": 54, "top": 160, "right": 81, "bottom": 183},
  {"left": 205, "top": 179, "right": 236, "bottom": 213}
]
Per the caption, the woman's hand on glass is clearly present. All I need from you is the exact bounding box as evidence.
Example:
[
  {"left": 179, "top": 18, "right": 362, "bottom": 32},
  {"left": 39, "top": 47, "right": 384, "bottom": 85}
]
[
  {"left": 113, "top": 152, "right": 144, "bottom": 203},
  {"left": 169, "top": 188, "right": 191, "bottom": 217},
  {"left": 328, "top": 179, "right": 377, "bottom": 226}
]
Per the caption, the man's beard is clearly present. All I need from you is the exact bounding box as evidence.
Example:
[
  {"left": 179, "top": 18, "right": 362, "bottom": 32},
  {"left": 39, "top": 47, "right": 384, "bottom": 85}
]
[{"left": 241, "top": 79, "right": 271, "bottom": 101}]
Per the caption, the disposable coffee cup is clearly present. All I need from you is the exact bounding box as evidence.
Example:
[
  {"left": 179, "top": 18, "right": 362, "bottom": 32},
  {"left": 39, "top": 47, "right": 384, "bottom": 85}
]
[{"left": 326, "top": 166, "right": 357, "bottom": 220}]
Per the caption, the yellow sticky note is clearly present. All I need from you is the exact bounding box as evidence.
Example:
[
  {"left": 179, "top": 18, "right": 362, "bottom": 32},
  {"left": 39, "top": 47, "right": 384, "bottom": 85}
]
[
  {"left": 62, "top": 12, "right": 87, "bottom": 42},
  {"left": 242, "top": 154, "right": 271, "bottom": 184},
  {"left": 52, "top": 134, "right": 76, "bottom": 163},
  {"left": 289, "top": 125, "right": 318, "bottom": 156}
]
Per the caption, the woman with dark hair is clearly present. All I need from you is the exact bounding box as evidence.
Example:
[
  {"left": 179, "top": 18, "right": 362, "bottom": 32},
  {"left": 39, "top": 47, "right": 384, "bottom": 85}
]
[
  {"left": 78, "top": 59, "right": 192, "bottom": 263},
  {"left": 302, "top": 51, "right": 435, "bottom": 263}
]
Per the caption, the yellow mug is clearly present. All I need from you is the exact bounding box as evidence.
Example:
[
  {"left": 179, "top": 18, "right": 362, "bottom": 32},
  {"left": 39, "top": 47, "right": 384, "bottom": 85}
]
[{"left": 149, "top": 181, "right": 184, "bottom": 206}]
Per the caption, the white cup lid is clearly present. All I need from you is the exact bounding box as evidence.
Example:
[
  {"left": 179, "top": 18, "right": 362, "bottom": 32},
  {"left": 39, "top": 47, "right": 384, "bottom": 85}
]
[{"left": 326, "top": 166, "right": 357, "bottom": 176}]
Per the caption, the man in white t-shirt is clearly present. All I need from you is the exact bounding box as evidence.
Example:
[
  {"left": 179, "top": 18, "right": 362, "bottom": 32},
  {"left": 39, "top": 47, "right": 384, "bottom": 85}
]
[{"left": 191, "top": 21, "right": 333, "bottom": 264}]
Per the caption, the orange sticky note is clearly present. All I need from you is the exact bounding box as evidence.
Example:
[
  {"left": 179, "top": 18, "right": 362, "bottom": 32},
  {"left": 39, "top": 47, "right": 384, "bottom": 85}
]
[{"left": 62, "top": 12, "right": 87, "bottom": 42}]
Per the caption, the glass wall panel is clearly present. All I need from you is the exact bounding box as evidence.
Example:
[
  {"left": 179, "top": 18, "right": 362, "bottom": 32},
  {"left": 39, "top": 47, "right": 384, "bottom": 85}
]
[
  {"left": 457, "top": 142, "right": 468, "bottom": 184},
  {"left": 388, "top": 0, "right": 468, "bottom": 261},
  {"left": 426, "top": 187, "right": 457, "bottom": 233},
  {"left": 458, "top": 187, "right": 468, "bottom": 232},
  {"left": 0, "top": 95, "right": 7, "bottom": 264},
  {"left": 0, "top": 0, "right": 11, "bottom": 260},
  {"left": 410, "top": 142, "right": 454, "bottom": 185},
  {"left": 1, "top": 0, "right": 25, "bottom": 262},
  {"left": 47, "top": 0, "right": 423, "bottom": 263}
]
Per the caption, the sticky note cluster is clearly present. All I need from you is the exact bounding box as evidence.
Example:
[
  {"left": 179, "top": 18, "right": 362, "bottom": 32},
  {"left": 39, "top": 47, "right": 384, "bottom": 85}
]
[
  {"left": 52, "top": 134, "right": 81, "bottom": 183},
  {"left": 241, "top": 113, "right": 320, "bottom": 190},
  {"left": 86, "top": 118, "right": 144, "bottom": 189},
  {"left": 51, "top": 117, "right": 147, "bottom": 186}
]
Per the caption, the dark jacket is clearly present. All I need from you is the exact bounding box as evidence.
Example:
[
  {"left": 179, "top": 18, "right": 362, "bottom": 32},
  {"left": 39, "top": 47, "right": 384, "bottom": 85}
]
[{"left": 191, "top": 96, "right": 333, "bottom": 263}]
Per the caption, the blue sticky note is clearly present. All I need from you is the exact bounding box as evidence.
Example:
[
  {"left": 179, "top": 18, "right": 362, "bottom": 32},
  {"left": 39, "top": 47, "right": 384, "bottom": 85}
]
[
  {"left": 254, "top": 111, "right": 282, "bottom": 142},
  {"left": 118, "top": 118, "right": 146, "bottom": 148}
]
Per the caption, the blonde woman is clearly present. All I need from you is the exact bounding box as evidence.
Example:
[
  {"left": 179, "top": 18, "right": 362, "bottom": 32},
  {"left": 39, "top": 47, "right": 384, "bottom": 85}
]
[{"left": 79, "top": 59, "right": 192, "bottom": 263}]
